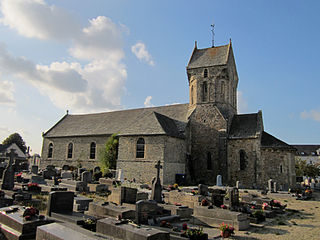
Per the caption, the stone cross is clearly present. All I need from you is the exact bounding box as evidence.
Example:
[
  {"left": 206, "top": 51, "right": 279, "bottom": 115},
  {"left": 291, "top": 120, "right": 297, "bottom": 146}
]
[
  {"left": 151, "top": 160, "right": 162, "bottom": 203},
  {"left": 2, "top": 149, "right": 17, "bottom": 190}
]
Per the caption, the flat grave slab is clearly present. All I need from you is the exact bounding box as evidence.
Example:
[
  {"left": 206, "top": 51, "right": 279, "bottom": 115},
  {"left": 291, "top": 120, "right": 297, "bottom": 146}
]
[{"left": 86, "top": 202, "right": 135, "bottom": 220}]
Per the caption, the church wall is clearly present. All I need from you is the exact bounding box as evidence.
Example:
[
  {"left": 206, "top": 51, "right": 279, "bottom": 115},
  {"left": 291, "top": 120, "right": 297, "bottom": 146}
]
[
  {"left": 260, "top": 148, "right": 296, "bottom": 189},
  {"left": 227, "top": 138, "right": 261, "bottom": 188},
  {"left": 41, "top": 135, "right": 109, "bottom": 169},
  {"left": 189, "top": 104, "right": 227, "bottom": 185}
]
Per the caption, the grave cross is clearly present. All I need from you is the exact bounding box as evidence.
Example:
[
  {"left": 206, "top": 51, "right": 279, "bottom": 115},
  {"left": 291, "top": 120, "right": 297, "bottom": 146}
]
[
  {"left": 155, "top": 160, "right": 162, "bottom": 180},
  {"left": 6, "top": 149, "right": 17, "bottom": 167}
]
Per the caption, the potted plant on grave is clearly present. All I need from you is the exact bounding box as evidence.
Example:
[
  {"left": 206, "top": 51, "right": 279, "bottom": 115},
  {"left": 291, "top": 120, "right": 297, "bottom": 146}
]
[
  {"left": 81, "top": 218, "right": 97, "bottom": 232},
  {"left": 23, "top": 207, "right": 39, "bottom": 221},
  {"left": 181, "top": 227, "right": 208, "bottom": 240},
  {"left": 250, "top": 210, "right": 265, "bottom": 223},
  {"left": 219, "top": 222, "right": 234, "bottom": 238}
]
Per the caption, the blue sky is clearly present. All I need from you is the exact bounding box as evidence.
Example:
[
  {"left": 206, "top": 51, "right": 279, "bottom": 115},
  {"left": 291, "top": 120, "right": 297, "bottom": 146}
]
[{"left": 0, "top": 0, "right": 319, "bottom": 154}]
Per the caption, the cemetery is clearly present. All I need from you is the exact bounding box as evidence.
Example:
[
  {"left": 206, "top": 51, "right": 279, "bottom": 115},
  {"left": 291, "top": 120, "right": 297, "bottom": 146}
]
[{"left": 0, "top": 151, "right": 319, "bottom": 239}]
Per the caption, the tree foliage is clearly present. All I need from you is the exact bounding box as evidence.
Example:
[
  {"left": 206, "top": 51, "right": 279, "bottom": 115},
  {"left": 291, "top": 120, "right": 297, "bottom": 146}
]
[
  {"left": 98, "top": 133, "right": 119, "bottom": 173},
  {"left": 2, "top": 133, "right": 27, "bottom": 153},
  {"left": 295, "top": 158, "right": 320, "bottom": 178}
]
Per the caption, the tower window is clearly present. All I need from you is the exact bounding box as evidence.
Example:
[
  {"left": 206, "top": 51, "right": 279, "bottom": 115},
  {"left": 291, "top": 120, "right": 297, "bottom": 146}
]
[
  {"left": 191, "top": 86, "right": 194, "bottom": 105},
  {"left": 239, "top": 150, "right": 246, "bottom": 170},
  {"left": 280, "top": 164, "right": 283, "bottom": 173},
  {"left": 90, "top": 142, "right": 96, "bottom": 159},
  {"left": 221, "top": 81, "right": 225, "bottom": 101},
  {"left": 207, "top": 152, "right": 212, "bottom": 170},
  {"left": 202, "top": 82, "right": 208, "bottom": 102},
  {"left": 136, "top": 138, "right": 145, "bottom": 158},
  {"left": 67, "top": 143, "right": 73, "bottom": 159},
  {"left": 203, "top": 69, "right": 208, "bottom": 78},
  {"left": 48, "top": 143, "right": 53, "bottom": 158}
]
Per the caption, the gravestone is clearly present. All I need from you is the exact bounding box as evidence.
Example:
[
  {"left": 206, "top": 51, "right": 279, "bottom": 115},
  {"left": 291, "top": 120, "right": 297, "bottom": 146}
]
[
  {"left": 82, "top": 171, "right": 92, "bottom": 183},
  {"left": 225, "top": 187, "right": 239, "bottom": 210},
  {"left": 151, "top": 160, "right": 162, "bottom": 203},
  {"left": 116, "top": 168, "right": 124, "bottom": 182},
  {"left": 268, "top": 179, "right": 273, "bottom": 193},
  {"left": 31, "top": 165, "right": 38, "bottom": 174},
  {"left": 47, "top": 191, "right": 74, "bottom": 216},
  {"left": 62, "top": 165, "right": 70, "bottom": 171},
  {"left": 61, "top": 171, "right": 72, "bottom": 179},
  {"left": 216, "top": 175, "right": 222, "bottom": 186},
  {"left": 78, "top": 168, "right": 86, "bottom": 178},
  {"left": 87, "top": 202, "right": 135, "bottom": 219},
  {"left": 43, "top": 168, "right": 56, "bottom": 179},
  {"left": 311, "top": 182, "right": 315, "bottom": 189},
  {"left": 108, "top": 186, "right": 137, "bottom": 205},
  {"left": 2, "top": 149, "right": 16, "bottom": 190},
  {"left": 93, "top": 166, "right": 100, "bottom": 173},
  {"left": 211, "top": 189, "right": 226, "bottom": 207},
  {"left": 236, "top": 181, "right": 240, "bottom": 189},
  {"left": 273, "top": 181, "right": 277, "bottom": 193},
  {"left": 74, "top": 196, "right": 93, "bottom": 212},
  {"left": 31, "top": 175, "right": 46, "bottom": 185},
  {"left": 198, "top": 184, "right": 209, "bottom": 196},
  {"left": 21, "top": 162, "right": 28, "bottom": 171}
]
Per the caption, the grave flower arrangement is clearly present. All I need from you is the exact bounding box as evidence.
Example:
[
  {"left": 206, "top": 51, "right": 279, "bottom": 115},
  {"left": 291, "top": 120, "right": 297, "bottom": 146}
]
[
  {"left": 27, "top": 183, "right": 41, "bottom": 192},
  {"left": 220, "top": 204, "right": 227, "bottom": 209},
  {"left": 181, "top": 227, "right": 208, "bottom": 240},
  {"left": 201, "top": 199, "right": 209, "bottom": 206},
  {"left": 270, "top": 199, "right": 286, "bottom": 209},
  {"left": 191, "top": 190, "right": 198, "bottom": 195},
  {"left": 23, "top": 207, "right": 39, "bottom": 221},
  {"left": 219, "top": 222, "right": 234, "bottom": 238},
  {"left": 262, "top": 202, "right": 269, "bottom": 210}
]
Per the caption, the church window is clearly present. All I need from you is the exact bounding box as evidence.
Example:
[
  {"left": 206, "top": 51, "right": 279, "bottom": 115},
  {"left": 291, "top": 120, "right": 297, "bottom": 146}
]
[
  {"left": 207, "top": 152, "right": 212, "bottom": 170},
  {"left": 191, "top": 86, "right": 194, "bottom": 104},
  {"left": 136, "top": 138, "right": 145, "bottom": 158},
  {"left": 203, "top": 69, "right": 208, "bottom": 78},
  {"left": 239, "top": 150, "right": 246, "bottom": 170},
  {"left": 280, "top": 164, "right": 283, "bottom": 173},
  {"left": 67, "top": 143, "right": 73, "bottom": 159},
  {"left": 90, "top": 142, "right": 96, "bottom": 159},
  {"left": 48, "top": 143, "right": 53, "bottom": 158},
  {"left": 221, "top": 81, "right": 225, "bottom": 101},
  {"left": 202, "top": 82, "right": 208, "bottom": 102}
]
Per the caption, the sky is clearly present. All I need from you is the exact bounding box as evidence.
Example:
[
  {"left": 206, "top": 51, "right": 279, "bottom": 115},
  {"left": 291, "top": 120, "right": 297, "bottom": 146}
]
[{"left": 0, "top": 0, "right": 319, "bottom": 155}]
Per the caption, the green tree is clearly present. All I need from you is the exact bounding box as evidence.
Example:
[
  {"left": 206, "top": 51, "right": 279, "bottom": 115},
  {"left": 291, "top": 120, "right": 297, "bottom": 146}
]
[
  {"left": 98, "top": 133, "right": 119, "bottom": 173},
  {"left": 295, "top": 158, "right": 320, "bottom": 177},
  {"left": 2, "top": 133, "right": 27, "bottom": 153}
]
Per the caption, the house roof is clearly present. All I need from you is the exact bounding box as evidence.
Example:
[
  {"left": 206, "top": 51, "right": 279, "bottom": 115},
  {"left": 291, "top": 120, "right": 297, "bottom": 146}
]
[
  {"left": 187, "top": 43, "right": 230, "bottom": 69},
  {"left": 228, "top": 112, "right": 262, "bottom": 139},
  {"left": 291, "top": 145, "right": 320, "bottom": 156},
  {"left": 43, "top": 104, "right": 189, "bottom": 138},
  {"left": 261, "top": 131, "right": 295, "bottom": 150}
]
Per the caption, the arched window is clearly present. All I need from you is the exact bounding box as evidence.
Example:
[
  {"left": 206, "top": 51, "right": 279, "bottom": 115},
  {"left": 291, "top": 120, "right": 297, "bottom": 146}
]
[
  {"left": 203, "top": 69, "right": 208, "bottom": 78},
  {"left": 136, "top": 138, "right": 145, "bottom": 158},
  {"left": 67, "top": 143, "right": 73, "bottom": 159},
  {"left": 239, "top": 150, "right": 246, "bottom": 170},
  {"left": 280, "top": 164, "right": 283, "bottom": 173},
  {"left": 48, "top": 143, "right": 53, "bottom": 158},
  {"left": 202, "top": 82, "right": 208, "bottom": 102},
  {"left": 207, "top": 152, "right": 212, "bottom": 170},
  {"left": 221, "top": 81, "right": 225, "bottom": 101},
  {"left": 191, "top": 86, "right": 194, "bottom": 105},
  {"left": 90, "top": 142, "right": 96, "bottom": 159}
]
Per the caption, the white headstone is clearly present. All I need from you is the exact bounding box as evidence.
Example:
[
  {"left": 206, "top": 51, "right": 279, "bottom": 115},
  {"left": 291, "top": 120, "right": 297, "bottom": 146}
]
[
  {"left": 117, "top": 169, "right": 124, "bottom": 182},
  {"left": 310, "top": 182, "right": 315, "bottom": 189},
  {"left": 216, "top": 175, "right": 222, "bottom": 186}
]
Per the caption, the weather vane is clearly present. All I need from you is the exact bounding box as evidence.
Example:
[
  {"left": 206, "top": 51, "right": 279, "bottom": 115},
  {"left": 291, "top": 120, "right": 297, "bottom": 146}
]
[{"left": 211, "top": 23, "right": 215, "bottom": 47}]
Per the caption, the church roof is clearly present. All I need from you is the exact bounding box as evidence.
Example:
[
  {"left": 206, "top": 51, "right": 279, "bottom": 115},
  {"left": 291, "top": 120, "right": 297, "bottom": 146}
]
[
  {"left": 291, "top": 145, "right": 320, "bottom": 156},
  {"left": 261, "top": 131, "right": 295, "bottom": 150},
  {"left": 187, "top": 43, "right": 230, "bottom": 69},
  {"left": 228, "top": 112, "right": 262, "bottom": 139},
  {"left": 43, "top": 104, "right": 189, "bottom": 138}
]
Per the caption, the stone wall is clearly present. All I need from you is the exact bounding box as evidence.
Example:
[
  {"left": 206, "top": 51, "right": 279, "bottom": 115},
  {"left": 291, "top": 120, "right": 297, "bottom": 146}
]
[
  {"left": 227, "top": 138, "right": 261, "bottom": 188},
  {"left": 117, "top": 135, "right": 186, "bottom": 184},
  {"left": 260, "top": 148, "right": 296, "bottom": 188},
  {"left": 41, "top": 135, "right": 109, "bottom": 169}
]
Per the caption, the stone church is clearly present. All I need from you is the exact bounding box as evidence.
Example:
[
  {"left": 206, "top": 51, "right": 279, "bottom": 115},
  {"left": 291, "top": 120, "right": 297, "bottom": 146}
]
[{"left": 41, "top": 40, "right": 296, "bottom": 189}]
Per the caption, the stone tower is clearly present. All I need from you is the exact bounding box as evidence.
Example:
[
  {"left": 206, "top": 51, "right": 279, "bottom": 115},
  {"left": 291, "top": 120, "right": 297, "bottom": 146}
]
[{"left": 186, "top": 40, "right": 239, "bottom": 184}]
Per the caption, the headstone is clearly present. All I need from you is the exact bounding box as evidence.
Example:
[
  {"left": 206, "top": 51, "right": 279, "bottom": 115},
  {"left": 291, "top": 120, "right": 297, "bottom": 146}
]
[
  {"left": 93, "top": 166, "right": 100, "bottom": 173},
  {"left": 273, "top": 181, "right": 277, "bottom": 193},
  {"left": 116, "top": 168, "right": 124, "bottom": 182},
  {"left": 225, "top": 187, "right": 239, "bottom": 210},
  {"left": 81, "top": 171, "right": 92, "bottom": 184},
  {"left": 268, "top": 179, "right": 273, "bottom": 193},
  {"left": 74, "top": 196, "right": 93, "bottom": 212},
  {"left": 236, "top": 181, "right": 240, "bottom": 189},
  {"left": 151, "top": 160, "right": 162, "bottom": 203},
  {"left": 62, "top": 165, "right": 70, "bottom": 171},
  {"left": 43, "top": 168, "right": 56, "bottom": 179},
  {"left": 47, "top": 191, "right": 74, "bottom": 216},
  {"left": 87, "top": 202, "right": 135, "bottom": 219},
  {"left": 78, "top": 168, "right": 86, "bottom": 178},
  {"left": 31, "top": 175, "right": 46, "bottom": 185},
  {"left": 216, "top": 175, "right": 222, "bottom": 186},
  {"left": 198, "top": 184, "right": 209, "bottom": 196},
  {"left": 21, "top": 162, "right": 29, "bottom": 171},
  {"left": 1, "top": 149, "right": 16, "bottom": 190},
  {"left": 31, "top": 165, "right": 38, "bottom": 174},
  {"left": 108, "top": 186, "right": 137, "bottom": 205},
  {"left": 311, "top": 182, "right": 315, "bottom": 189},
  {"left": 61, "top": 171, "right": 72, "bottom": 179},
  {"left": 211, "top": 189, "right": 226, "bottom": 207}
]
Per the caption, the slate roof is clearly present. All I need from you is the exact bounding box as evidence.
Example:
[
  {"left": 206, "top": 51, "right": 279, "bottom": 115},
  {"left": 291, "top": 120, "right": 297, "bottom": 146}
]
[
  {"left": 261, "top": 131, "right": 295, "bottom": 150},
  {"left": 291, "top": 145, "right": 320, "bottom": 156},
  {"left": 187, "top": 44, "right": 230, "bottom": 69},
  {"left": 43, "top": 104, "right": 189, "bottom": 138},
  {"left": 228, "top": 113, "right": 262, "bottom": 139}
]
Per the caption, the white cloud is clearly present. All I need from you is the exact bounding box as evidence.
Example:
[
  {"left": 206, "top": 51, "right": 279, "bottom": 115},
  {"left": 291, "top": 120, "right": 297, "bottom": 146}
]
[
  {"left": 144, "top": 96, "right": 154, "bottom": 107},
  {"left": 237, "top": 90, "right": 248, "bottom": 114},
  {"left": 131, "top": 42, "right": 154, "bottom": 66},
  {"left": 0, "top": 1, "right": 128, "bottom": 113},
  {"left": 300, "top": 109, "right": 320, "bottom": 122},
  {"left": 0, "top": 80, "right": 14, "bottom": 105}
]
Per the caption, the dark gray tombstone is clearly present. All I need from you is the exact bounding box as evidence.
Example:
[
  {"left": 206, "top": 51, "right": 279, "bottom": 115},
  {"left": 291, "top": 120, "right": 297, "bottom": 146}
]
[
  {"left": 62, "top": 165, "right": 70, "bottom": 171},
  {"left": 2, "top": 149, "right": 16, "bottom": 190},
  {"left": 61, "top": 171, "right": 72, "bottom": 179},
  {"left": 47, "top": 191, "right": 74, "bottom": 216},
  {"left": 135, "top": 200, "right": 164, "bottom": 224},
  {"left": 151, "top": 160, "right": 162, "bottom": 203},
  {"left": 20, "top": 162, "right": 28, "bottom": 171},
  {"left": 93, "top": 166, "right": 100, "bottom": 173},
  {"left": 78, "top": 168, "right": 86, "bottom": 177},
  {"left": 198, "top": 184, "right": 209, "bottom": 196},
  {"left": 225, "top": 187, "right": 239, "bottom": 210},
  {"left": 31, "top": 165, "right": 38, "bottom": 174},
  {"left": 81, "top": 171, "right": 92, "bottom": 184}
]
